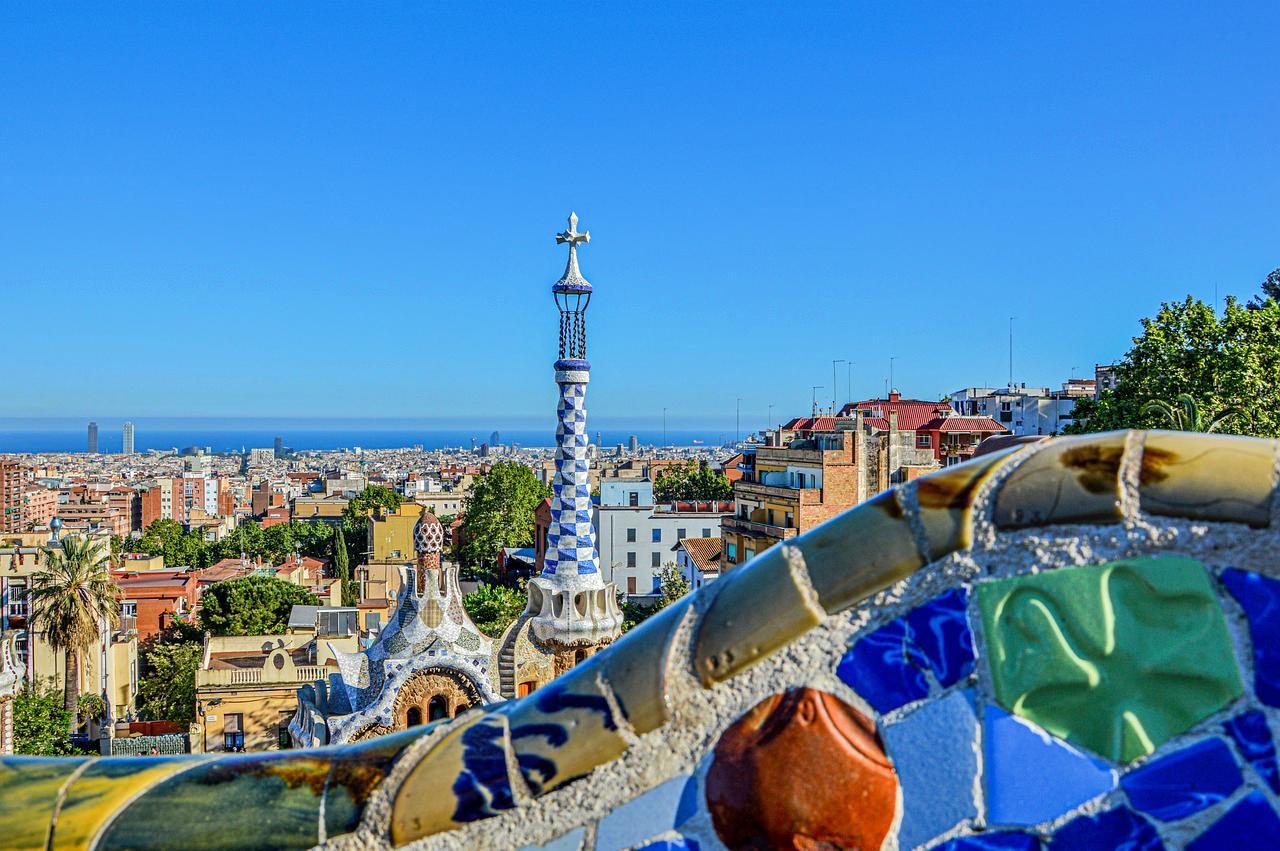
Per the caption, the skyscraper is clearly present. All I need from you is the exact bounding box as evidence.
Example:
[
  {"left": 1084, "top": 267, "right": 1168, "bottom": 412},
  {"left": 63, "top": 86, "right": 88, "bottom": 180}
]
[
  {"left": 87, "top": 421, "right": 99, "bottom": 454},
  {"left": 122, "top": 422, "right": 135, "bottom": 455},
  {"left": 273, "top": 435, "right": 284, "bottom": 458},
  {"left": 527, "top": 213, "right": 622, "bottom": 648},
  {"left": 629, "top": 434, "right": 639, "bottom": 452}
]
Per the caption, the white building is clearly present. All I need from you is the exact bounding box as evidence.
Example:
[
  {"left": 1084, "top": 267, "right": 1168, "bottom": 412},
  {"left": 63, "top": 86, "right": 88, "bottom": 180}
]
[
  {"left": 595, "top": 481, "right": 730, "bottom": 600},
  {"left": 949, "top": 380, "right": 1094, "bottom": 436}
]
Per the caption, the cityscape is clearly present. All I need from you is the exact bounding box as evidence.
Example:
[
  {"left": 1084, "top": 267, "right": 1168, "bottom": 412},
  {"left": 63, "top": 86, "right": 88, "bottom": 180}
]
[{"left": 1, "top": 4, "right": 1278, "bottom": 851}]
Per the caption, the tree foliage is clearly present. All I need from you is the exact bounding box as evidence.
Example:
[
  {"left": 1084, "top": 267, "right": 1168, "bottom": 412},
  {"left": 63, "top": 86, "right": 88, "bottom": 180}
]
[
  {"left": 1249, "top": 267, "right": 1280, "bottom": 309},
  {"left": 198, "top": 575, "right": 319, "bottom": 636},
  {"left": 463, "top": 583, "right": 527, "bottom": 637},
  {"left": 656, "top": 563, "right": 691, "bottom": 608},
  {"left": 137, "top": 625, "right": 202, "bottom": 723},
  {"left": 653, "top": 461, "right": 733, "bottom": 503},
  {"left": 30, "top": 536, "right": 119, "bottom": 721},
  {"left": 333, "top": 526, "right": 357, "bottom": 607},
  {"left": 1066, "top": 296, "right": 1280, "bottom": 438},
  {"left": 134, "top": 517, "right": 335, "bottom": 570},
  {"left": 135, "top": 518, "right": 209, "bottom": 569},
  {"left": 13, "top": 679, "right": 75, "bottom": 755},
  {"left": 459, "top": 463, "right": 551, "bottom": 567}
]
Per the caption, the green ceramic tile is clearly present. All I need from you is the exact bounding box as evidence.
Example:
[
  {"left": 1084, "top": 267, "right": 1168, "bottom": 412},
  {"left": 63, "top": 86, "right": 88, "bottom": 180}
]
[
  {"left": 0, "top": 756, "right": 88, "bottom": 850},
  {"left": 96, "top": 752, "right": 329, "bottom": 850},
  {"left": 324, "top": 726, "right": 422, "bottom": 839},
  {"left": 977, "top": 556, "right": 1242, "bottom": 763}
]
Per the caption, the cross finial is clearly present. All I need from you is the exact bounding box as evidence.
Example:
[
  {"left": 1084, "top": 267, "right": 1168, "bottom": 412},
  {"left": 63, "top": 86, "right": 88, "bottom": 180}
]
[{"left": 556, "top": 211, "right": 590, "bottom": 248}]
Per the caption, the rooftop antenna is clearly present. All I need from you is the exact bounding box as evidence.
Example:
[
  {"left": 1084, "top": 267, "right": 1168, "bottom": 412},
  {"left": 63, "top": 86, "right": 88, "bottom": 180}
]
[
  {"left": 811, "top": 386, "right": 824, "bottom": 416},
  {"left": 735, "top": 398, "right": 742, "bottom": 443},
  {"left": 1008, "top": 316, "right": 1016, "bottom": 389},
  {"left": 832, "top": 359, "right": 846, "bottom": 414},
  {"left": 889, "top": 356, "right": 897, "bottom": 394}
]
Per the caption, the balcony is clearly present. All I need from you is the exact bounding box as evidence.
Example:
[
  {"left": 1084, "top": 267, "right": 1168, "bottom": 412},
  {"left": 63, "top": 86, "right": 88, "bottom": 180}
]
[
  {"left": 654, "top": 501, "right": 734, "bottom": 514},
  {"left": 721, "top": 516, "right": 797, "bottom": 541},
  {"left": 6, "top": 602, "right": 28, "bottom": 619},
  {"left": 196, "top": 665, "right": 328, "bottom": 688},
  {"left": 735, "top": 480, "right": 823, "bottom": 504},
  {"left": 116, "top": 616, "right": 137, "bottom": 636}
]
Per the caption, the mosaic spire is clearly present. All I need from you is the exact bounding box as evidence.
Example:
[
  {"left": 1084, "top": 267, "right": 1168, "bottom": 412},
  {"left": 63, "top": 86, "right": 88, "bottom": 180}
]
[{"left": 528, "top": 212, "right": 622, "bottom": 647}]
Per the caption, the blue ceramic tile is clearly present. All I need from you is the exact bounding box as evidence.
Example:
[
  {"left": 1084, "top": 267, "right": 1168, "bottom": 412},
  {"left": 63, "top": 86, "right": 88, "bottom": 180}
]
[
  {"left": 882, "top": 689, "right": 979, "bottom": 849},
  {"left": 595, "top": 775, "right": 690, "bottom": 851},
  {"left": 1187, "top": 790, "right": 1280, "bottom": 850},
  {"left": 931, "top": 832, "right": 1040, "bottom": 850},
  {"left": 906, "top": 587, "right": 976, "bottom": 688},
  {"left": 837, "top": 617, "right": 930, "bottom": 713},
  {"left": 1047, "top": 807, "right": 1163, "bottom": 851},
  {"left": 1121, "top": 737, "right": 1242, "bottom": 822},
  {"left": 1223, "top": 709, "right": 1280, "bottom": 794},
  {"left": 673, "top": 775, "right": 699, "bottom": 829},
  {"left": 837, "top": 589, "right": 975, "bottom": 713},
  {"left": 985, "top": 704, "right": 1116, "bottom": 826},
  {"left": 1221, "top": 569, "right": 1280, "bottom": 706},
  {"left": 637, "top": 839, "right": 698, "bottom": 851}
]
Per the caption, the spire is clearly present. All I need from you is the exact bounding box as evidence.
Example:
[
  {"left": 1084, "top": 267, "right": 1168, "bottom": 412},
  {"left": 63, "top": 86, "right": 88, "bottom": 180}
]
[{"left": 554, "top": 212, "right": 592, "bottom": 292}]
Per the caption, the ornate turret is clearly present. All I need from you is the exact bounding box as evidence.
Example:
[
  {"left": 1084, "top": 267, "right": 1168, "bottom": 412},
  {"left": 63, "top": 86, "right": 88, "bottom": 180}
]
[{"left": 527, "top": 213, "right": 623, "bottom": 648}]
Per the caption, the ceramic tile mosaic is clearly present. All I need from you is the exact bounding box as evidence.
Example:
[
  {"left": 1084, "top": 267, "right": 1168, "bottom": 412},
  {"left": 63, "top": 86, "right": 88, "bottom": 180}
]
[
  {"left": 978, "top": 556, "right": 1242, "bottom": 762},
  {"left": 594, "top": 774, "right": 690, "bottom": 851},
  {"left": 1186, "top": 790, "right": 1280, "bottom": 850},
  {"left": 881, "top": 689, "right": 979, "bottom": 848},
  {"left": 1222, "top": 709, "right": 1280, "bottom": 794},
  {"left": 1221, "top": 568, "right": 1280, "bottom": 707},
  {"left": 635, "top": 838, "right": 698, "bottom": 851},
  {"left": 1120, "top": 737, "right": 1242, "bottom": 822},
  {"left": 932, "top": 832, "right": 1041, "bottom": 851},
  {"left": 983, "top": 704, "right": 1115, "bottom": 826},
  {"left": 706, "top": 688, "right": 897, "bottom": 850},
  {"left": 1046, "top": 807, "right": 1164, "bottom": 850},
  {"left": 837, "top": 588, "right": 975, "bottom": 714}
]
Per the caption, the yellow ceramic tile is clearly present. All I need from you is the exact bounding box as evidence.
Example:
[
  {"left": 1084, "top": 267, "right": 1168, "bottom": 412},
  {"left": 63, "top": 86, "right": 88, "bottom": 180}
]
[
  {"left": 392, "top": 713, "right": 518, "bottom": 844},
  {"left": 500, "top": 663, "right": 629, "bottom": 796},
  {"left": 994, "top": 432, "right": 1128, "bottom": 528},
  {"left": 798, "top": 490, "right": 924, "bottom": 615},
  {"left": 51, "top": 756, "right": 204, "bottom": 850},
  {"left": 594, "top": 597, "right": 691, "bottom": 734},
  {"left": 0, "top": 756, "right": 88, "bottom": 850},
  {"left": 909, "top": 449, "right": 1016, "bottom": 560},
  {"left": 695, "top": 543, "right": 827, "bottom": 685},
  {"left": 1140, "top": 431, "right": 1279, "bottom": 527}
]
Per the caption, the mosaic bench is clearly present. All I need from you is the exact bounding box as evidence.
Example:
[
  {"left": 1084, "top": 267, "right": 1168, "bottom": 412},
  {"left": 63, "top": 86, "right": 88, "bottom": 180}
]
[{"left": 4, "top": 429, "right": 1280, "bottom": 850}]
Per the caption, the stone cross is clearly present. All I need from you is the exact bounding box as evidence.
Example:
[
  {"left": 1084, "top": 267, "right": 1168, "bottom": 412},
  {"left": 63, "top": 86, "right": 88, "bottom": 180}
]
[{"left": 556, "top": 212, "right": 590, "bottom": 252}]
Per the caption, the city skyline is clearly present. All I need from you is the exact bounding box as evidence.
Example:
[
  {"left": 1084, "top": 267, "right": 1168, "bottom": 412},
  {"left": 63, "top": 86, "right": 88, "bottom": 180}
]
[{"left": 2, "top": 4, "right": 1276, "bottom": 419}]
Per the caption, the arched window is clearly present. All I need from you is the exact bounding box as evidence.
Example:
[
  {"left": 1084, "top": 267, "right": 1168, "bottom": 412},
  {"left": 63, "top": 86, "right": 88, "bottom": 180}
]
[
  {"left": 453, "top": 702, "right": 469, "bottom": 717},
  {"left": 428, "top": 696, "right": 448, "bottom": 722},
  {"left": 574, "top": 649, "right": 588, "bottom": 664},
  {"left": 406, "top": 706, "right": 423, "bottom": 727}
]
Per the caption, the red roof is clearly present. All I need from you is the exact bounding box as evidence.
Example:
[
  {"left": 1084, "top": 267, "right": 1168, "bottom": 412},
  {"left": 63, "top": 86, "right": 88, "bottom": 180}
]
[
  {"left": 842, "top": 397, "right": 952, "bottom": 430},
  {"left": 920, "top": 416, "right": 1008, "bottom": 433}
]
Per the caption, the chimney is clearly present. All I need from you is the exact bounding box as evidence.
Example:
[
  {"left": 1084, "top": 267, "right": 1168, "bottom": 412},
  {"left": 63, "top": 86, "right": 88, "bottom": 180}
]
[{"left": 888, "top": 390, "right": 901, "bottom": 403}]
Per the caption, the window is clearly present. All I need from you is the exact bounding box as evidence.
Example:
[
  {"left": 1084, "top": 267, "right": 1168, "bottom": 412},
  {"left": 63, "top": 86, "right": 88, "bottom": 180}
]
[
  {"left": 702, "top": 528, "right": 711, "bottom": 538},
  {"left": 428, "top": 696, "right": 449, "bottom": 722},
  {"left": 785, "top": 512, "right": 794, "bottom": 527},
  {"left": 744, "top": 548, "right": 756, "bottom": 561},
  {"left": 14, "top": 631, "right": 28, "bottom": 666},
  {"left": 677, "top": 528, "right": 686, "bottom": 539},
  {"left": 627, "top": 576, "right": 637, "bottom": 593},
  {"left": 727, "top": 543, "right": 738, "bottom": 562},
  {"left": 626, "top": 552, "right": 636, "bottom": 568},
  {"left": 917, "top": 434, "right": 932, "bottom": 448},
  {"left": 406, "top": 707, "right": 423, "bottom": 727},
  {"left": 651, "top": 552, "right": 661, "bottom": 568},
  {"left": 767, "top": 510, "right": 775, "bottom": 526},
  {"left": 121, "top": 602, "right": 137, "bottom": 618},
  {"left": 628, "top": 491, "right": 639, "bottom": 507},
  {"left": 224, "top": 714, "right": 244, "bottom": 751},
  {"left": 626, "top": 528, "right": 636, "bottom": 543},
  {"left": 651, "top": 528, "right": 661, "bottom": 543},
  {"left": 740, "top": 505, "right": 749, "bottom": 518}
]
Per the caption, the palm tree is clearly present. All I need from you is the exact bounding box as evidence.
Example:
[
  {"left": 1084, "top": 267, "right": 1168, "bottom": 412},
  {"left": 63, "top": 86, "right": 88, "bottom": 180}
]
[
  {"left": 29, "top": 535, "right": 119, "bottom": 730},
  {"left": 1142, "top": 394, "right": 1241, "bottom": 433}
]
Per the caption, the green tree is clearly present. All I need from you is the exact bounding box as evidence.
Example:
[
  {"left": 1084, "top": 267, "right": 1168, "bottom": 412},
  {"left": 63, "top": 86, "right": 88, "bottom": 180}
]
[
  {"left": 198, "top": 575, "right": 319, "bottom": 636},
  {"left": 137, "top": 635, "right": 202, "bottom": 722},
  {"left": 1066, "top": 296, "right": 1280, "bottom": 438},
  {"left": 463, "top": 584, "right": 528, "bottom": 637},
  {"left": 656, "top": 563, "right": 691, "bottom": 608},
  {"left": 13, "top": 679, "right": 75, "bottom": 755},
  {"left": 1141, "top": 394, "right": 1242, "bottom": 433},
  {"left": 137, "top": 518, "right": 209, "bottom": 569},
  {"left": 342, "top": 485, "right": 403, "bottom": 527},
  {"left": 29, "top": 536, "right": 119, "bottom": 725},
  {"left": 653, "top": 461, "right": 733, "bottom": 503},
  {"left": 333, "top": 526, "right": 357, "bottom": 607},
  {"left": 1249, "top": 267, "right": 1280, "bottom": 309},
  {"left": 459, "top": 463, "right": 551, "bottom": 568}
]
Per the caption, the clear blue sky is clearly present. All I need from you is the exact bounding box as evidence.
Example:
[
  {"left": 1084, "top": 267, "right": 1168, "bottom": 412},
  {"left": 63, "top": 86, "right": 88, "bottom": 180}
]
[{"left": 1, "top": 3, "right": 1276, "bottom": 429}]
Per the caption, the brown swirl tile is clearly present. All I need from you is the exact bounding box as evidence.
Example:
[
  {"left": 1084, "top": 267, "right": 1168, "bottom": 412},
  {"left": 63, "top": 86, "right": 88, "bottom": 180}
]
[
  {"left": 994, "top": 432, "right": 1128, "bottom": 528},
  {"left": 799, "top": 490, "right": 924, "bottom": 615},
  {"left": 1139, "top": 431, "right": 1278, "bottom": 528},
  {"left": 909, "top": 448, "right": 1017, "bottom": 560},
  {"left": 694, "top": 544, "right": 826, "bottom": 686},
  {"left": 706, "top": 688, "right": 897, "bottom": 850}
]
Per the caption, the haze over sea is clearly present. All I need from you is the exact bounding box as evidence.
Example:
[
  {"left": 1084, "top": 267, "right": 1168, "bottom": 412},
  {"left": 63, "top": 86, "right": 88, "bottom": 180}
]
[{"left": 0, "top": 418, "right": 732, "bottom": 455}]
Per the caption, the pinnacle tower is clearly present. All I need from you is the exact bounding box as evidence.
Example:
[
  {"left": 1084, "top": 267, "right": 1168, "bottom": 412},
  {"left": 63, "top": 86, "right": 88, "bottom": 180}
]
[{"left": 527, "top": 213, "right": 622, "bottom": 647}]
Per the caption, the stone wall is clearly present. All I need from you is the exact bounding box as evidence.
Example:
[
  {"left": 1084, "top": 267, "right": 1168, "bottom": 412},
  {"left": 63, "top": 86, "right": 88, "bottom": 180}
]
[{"left": 4, "top": 430, "right": 1280, "bottom": 851}]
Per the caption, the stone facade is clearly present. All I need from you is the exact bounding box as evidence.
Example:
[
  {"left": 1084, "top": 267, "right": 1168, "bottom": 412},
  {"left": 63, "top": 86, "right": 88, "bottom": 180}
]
[{"left": 0, "top": 632, "right": 19, "bottom": 755}]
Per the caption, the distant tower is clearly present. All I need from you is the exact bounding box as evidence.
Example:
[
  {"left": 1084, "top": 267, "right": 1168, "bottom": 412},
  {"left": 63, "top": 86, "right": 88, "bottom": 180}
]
[
  {"left": 629, "top": 434, "right": 639, "bottom": 453},
  {"left": 527, "top": 213, "right": 622, "bottom": 648},
  {"left": 122, "top": 422, "right": 134, "bottom": 455},
  {"left": 86, "top": 422, "right": 99, "bottom": 454},
  {"left": 273, "top": 436, "right": 284, "bottom": 458},
  {"left": 490, "top": 430, "right": 501, "bottom": 447}
]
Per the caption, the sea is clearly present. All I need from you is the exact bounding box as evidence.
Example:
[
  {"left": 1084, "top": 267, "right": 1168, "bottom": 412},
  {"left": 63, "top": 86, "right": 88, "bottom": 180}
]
[{"left": 0, "top": 418, "right": 733, "bottom": 454}]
